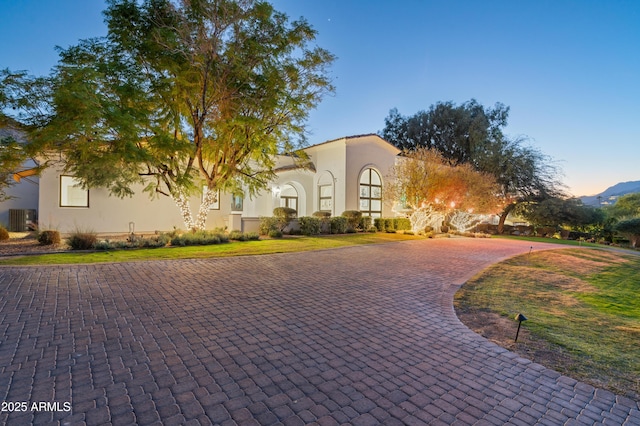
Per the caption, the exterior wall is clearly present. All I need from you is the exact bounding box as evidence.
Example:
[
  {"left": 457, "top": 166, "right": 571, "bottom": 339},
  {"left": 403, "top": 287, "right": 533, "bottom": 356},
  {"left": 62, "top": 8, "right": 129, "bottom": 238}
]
[
  {"left": 0, "top": 162, "right": 39, "bottom": 229},
  {"left": 345, "top": 135, "right": 400, "bottom": 216},
  {"left": 306, "top": 139, "right": 347, "bottom": 216},
  {"left": 38, "top": 166, "right": 235, "bottom": 234},
  {"left": 34, "top": 135, "right": 402, "bottom": 233}
]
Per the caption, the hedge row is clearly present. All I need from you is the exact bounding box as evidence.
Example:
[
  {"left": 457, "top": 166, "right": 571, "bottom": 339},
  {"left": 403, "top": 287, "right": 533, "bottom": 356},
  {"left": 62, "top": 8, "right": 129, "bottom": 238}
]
[{"left": 373, "top": 218, "right": 411, "bottom": 232}]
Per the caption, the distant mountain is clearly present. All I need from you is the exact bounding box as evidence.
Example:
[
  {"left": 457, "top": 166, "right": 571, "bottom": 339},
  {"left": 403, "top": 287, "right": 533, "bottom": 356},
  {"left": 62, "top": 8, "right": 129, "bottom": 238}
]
[{"left": 580, "top": 180, "right": 640, "bottom": 206}]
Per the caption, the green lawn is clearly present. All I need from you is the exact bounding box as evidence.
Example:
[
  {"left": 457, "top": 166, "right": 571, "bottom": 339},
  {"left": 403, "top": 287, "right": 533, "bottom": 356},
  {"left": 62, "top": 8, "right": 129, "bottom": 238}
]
[
  {"left": 0, "top": 232, "right": 420, "bottom": 266},
  {"left": 455, "top": 248, "right": 640, "bottom": 399}
]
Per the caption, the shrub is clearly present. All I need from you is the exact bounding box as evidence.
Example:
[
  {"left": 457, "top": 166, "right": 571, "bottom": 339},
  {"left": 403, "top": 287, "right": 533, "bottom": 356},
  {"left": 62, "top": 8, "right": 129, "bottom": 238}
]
[
  {"left": 67, "top": 229, "right": 98, "bottom": 250},
  {"left": 268, "top": 229, "right": 283, "bottom": 238},
  {"left": 137, "top": 234, "right": 170, "bottom": 248},
  {"left": 0, "top": 226, "right": 9, "bottom": 242},
  {"left": 374, "top": 218, "right": 385, "bottom": 232},
  {"left": 94, "top": 240, "right": 114, "bottom": 250},
  {"left": 298, "top": 216, "right": 322, "bottom": 236},
  {"left": 38, "top": 230, "right": 61, "bottom": 245},
  {"left": 229, "top": 230, "right": 246, "bottom": 241},
  {"left": 259, "top": 217, "right": 279, "bottom": 235},
  {"left": 246, "top": 232, "right": 260, "bottom": 241},
  {"left": 384, "top": 218, "right": 395, "bottom": 231},
  {"left": 273, "top": 207, "right": 297, "bottom": 231},
  {"left": 330, "top": 216, "right": 348, "bottom": 234},
  {"left": 359, "top": 216, "right": 372, "bottom": 231},
  {"left": 341, "top": 210, "right": 362, "bottom": 231},
  {"left": 312, "top": 211, "right": 331, "bottom": 218},
  {"left": 229, "top": 230, "right": 260, "bottom": 241},
  {"left": 394, "top": 218, "right": 411, "bottom": 231},
  {"left": 170, "top": 230, "right": 227, "bottom": 246}
]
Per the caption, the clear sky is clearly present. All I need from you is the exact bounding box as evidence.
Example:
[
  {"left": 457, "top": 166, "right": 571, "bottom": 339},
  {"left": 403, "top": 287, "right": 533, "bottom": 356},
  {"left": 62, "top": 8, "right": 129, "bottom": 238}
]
[{"left": 2, "top": 0, "right": 639, "bottom": 197}]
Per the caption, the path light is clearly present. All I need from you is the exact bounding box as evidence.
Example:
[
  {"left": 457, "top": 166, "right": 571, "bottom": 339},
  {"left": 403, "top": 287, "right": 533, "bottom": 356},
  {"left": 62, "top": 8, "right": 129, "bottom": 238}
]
[{"left": 514, "top": 313, "right": 527, "bottom": 342}]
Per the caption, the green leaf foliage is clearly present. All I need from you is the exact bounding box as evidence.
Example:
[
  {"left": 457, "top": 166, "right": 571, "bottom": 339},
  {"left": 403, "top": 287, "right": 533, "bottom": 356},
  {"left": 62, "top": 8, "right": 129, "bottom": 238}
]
[{"left": 2, "top": 0, "right": 335, "bottom": 210}]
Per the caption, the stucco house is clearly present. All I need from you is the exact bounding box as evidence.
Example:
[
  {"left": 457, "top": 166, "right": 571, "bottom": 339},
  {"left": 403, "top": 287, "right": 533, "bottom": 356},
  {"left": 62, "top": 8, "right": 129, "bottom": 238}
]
[
  {"left": 0, "top": 125, "right": 39, "bottom": 231},
  {"left": 31, "top": 134, "right": 402, "bottom": 234}
]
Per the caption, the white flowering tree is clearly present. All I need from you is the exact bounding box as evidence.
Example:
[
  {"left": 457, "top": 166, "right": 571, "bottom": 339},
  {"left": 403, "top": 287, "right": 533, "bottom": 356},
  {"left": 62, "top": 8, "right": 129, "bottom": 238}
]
[{"left": 387, "top": 148, "right": 502, "bottom": 233}]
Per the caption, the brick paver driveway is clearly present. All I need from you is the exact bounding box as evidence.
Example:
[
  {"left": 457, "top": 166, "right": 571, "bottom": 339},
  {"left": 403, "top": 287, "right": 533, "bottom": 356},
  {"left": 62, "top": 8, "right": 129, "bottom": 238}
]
[{"left": 1, "top": 238, "right": 638, "bottom": 425}]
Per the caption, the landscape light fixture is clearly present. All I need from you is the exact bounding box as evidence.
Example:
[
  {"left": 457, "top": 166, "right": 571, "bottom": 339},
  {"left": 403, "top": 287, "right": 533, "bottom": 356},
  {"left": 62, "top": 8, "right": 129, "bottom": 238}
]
[{"left": 514, "top": 313, "right": 527, "bottom": 342}]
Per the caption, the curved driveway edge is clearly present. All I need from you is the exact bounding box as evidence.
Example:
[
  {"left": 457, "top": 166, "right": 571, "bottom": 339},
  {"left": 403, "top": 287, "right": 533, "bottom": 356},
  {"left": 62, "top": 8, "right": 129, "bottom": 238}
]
[{"left": 0, "top": 238, "right": 638, "bottom": 425}]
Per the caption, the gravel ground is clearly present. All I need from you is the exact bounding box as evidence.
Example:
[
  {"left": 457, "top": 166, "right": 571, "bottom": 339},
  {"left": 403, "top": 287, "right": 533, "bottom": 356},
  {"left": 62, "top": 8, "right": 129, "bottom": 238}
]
[{"left": 0, "top": 233, "right": 69, "bottom": 257}]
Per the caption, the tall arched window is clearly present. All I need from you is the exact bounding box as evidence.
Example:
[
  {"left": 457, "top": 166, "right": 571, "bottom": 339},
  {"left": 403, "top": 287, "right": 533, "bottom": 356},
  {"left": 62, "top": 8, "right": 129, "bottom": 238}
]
[{"left": 359, "top": 168, "right": 382, "bottom": 217}]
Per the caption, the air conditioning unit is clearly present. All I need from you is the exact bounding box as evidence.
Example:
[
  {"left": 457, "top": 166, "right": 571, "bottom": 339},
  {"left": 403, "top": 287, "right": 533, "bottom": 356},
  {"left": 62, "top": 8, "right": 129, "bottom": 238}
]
[{"left": 8, "top": 209, "right": 37, "bottom": 232}]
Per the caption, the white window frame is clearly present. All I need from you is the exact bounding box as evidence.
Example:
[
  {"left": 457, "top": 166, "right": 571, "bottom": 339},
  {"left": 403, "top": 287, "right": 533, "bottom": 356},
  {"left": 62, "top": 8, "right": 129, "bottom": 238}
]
[{"left": 60, "top": 175, "right": 89, "bottom": 208}]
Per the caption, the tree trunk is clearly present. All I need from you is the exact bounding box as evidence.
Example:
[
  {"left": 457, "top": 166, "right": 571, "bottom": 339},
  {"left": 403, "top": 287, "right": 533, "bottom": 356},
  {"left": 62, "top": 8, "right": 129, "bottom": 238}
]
[
  {"left": 194, "top": 187, "right": 217, "bottom": 230},
  {"left": 171, "top": 191, "right": 196, "bottom": 231},
  {"left": 498, "top": 203, "right": 516, "bottom": 234}
]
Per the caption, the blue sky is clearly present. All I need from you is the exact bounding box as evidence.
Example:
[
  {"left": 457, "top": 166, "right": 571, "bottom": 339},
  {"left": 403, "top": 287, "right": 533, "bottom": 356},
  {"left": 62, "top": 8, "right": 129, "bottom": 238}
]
[{"left": 2, "top": 0, "right": 639, "bottom": 196}]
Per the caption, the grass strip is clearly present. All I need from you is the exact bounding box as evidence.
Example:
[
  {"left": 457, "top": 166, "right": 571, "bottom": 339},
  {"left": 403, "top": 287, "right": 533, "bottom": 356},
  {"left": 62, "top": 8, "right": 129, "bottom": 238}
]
[{"left": 0, "top": 232, "right": 419, "bottom": 266}]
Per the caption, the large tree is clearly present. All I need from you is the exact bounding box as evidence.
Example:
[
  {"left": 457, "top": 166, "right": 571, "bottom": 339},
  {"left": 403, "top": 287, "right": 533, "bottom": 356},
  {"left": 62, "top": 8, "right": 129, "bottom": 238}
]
[
  {"left": 386, "top": 148, "right": 502, "bottom": 232},
  {"left": 2, "top": 0, "right": 334, "bottom": 230},
  {"left": 381, "top": 101, "right": 564, "bottom": 233},
  {"left": 604, "top": 193, "right": 640, "bottom": 220},
  {"left": 517, "top": 197, "right": 602, "bottom": 230}
]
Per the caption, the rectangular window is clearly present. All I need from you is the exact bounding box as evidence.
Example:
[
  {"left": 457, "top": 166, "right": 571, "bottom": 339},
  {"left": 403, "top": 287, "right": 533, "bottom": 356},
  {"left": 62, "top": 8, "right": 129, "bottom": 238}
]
[
  {"left": 231, "top": 194, "right": 243, "bottom": 211},
  {"left": 60, "top": 176, "right": 89, "bottom": 207},
  {"left": 319, "top": 185, "right": 332, "bottom": 212}
]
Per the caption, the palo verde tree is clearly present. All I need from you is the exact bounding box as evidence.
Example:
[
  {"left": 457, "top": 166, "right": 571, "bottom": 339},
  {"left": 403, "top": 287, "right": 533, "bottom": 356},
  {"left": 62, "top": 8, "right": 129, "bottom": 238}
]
[
  {"left": 2, "top": 0, "right": 334, "bottom": 230},
  {"left": 381, "top": 100, "right": 564, "bottom": 233}
]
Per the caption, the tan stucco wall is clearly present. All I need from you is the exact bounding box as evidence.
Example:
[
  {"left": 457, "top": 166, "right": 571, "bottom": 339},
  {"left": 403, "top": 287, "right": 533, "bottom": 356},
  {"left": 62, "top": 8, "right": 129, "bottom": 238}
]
[
  {"left": 306, "top": 139, "right": 347, "bottom": 215},
  {"left": 0, "top": 179, "right": 39, "bottom": 228},
  {"left": 345, "top": 135, "right": 399, "bottom": 216},
  {"left": 35, "top": 135, "right": 403, "bottom": 233},
  {"left": 38, "top": 166, "right": 233, "bottom": 234}
]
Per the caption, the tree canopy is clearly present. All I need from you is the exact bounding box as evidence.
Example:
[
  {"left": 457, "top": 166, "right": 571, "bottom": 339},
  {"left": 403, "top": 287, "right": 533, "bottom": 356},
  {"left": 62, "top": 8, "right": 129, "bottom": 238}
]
[
  {"left": 381, "top": 100, "right": 564, "bottom": 232},
  {"left": 2, "top": 0, "right": 335, "bottom": 229},
  {"left": 604, "top": 193, "right": 640, "bottom": 220},
  {"left": 386, "top": 147, "right": 503, "bottom": 233}
]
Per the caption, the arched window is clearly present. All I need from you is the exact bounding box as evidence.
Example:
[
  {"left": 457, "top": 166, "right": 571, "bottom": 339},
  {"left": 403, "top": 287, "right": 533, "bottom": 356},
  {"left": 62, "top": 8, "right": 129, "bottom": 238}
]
[
  {"left": 359, "top": 168, "right": 382, "bottom": 217},
  {"left": 279, "top": 184, "right": 298, "bottom": 213}
]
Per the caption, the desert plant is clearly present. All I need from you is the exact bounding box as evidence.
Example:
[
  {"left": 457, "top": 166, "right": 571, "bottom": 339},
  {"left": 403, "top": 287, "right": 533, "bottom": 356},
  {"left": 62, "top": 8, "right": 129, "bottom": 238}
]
[
  {"left": 38, "top": 230, "right": 61, "bottom": 245},
  {"left": 137, "top": 234, "right": 171, "bottom": 248},
  {"left": 170, "top": 230, "right": 227, "bottom": 246},
  {"left": 0, "top": 226, "right": 9, "bottom": 242},
  {"left": 67, "top": 229, "right": 98, "bottom": 250}
]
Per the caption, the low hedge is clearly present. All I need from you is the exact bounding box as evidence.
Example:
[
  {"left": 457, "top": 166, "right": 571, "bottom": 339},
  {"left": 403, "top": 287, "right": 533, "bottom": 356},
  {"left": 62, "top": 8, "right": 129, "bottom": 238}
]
[{"left": 299, "top": 216, "right": 322, "bottom": 235}]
